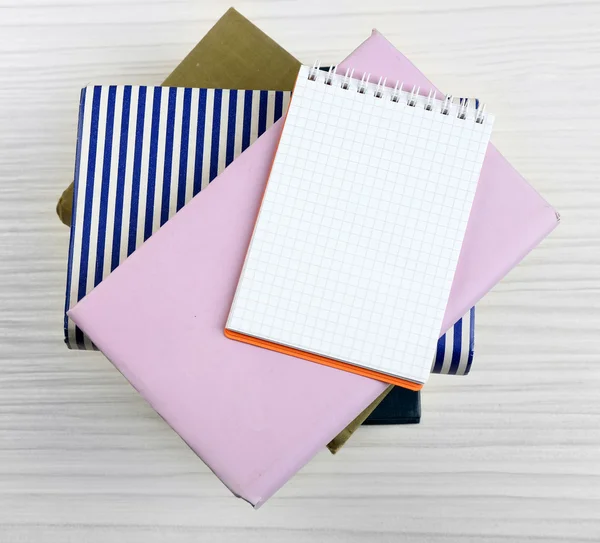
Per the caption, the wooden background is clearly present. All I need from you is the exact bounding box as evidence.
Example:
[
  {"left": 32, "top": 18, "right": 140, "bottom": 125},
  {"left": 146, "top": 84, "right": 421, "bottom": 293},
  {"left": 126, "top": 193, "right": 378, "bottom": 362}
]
[{"left": 1, "top": 0, "right": 599, "bottom": 541}]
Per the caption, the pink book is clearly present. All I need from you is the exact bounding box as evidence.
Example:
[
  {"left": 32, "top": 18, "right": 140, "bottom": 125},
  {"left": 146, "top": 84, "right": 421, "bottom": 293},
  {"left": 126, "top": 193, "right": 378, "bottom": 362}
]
[{"left": 69, "top": 30, "right": 558, "bottom": 507}]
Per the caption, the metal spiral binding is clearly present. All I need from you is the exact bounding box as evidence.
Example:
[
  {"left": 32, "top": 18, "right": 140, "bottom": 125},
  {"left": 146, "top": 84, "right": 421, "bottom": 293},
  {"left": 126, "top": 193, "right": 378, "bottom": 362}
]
[{"left": 307, "top": 61, "right": 487, "bottom": 124}]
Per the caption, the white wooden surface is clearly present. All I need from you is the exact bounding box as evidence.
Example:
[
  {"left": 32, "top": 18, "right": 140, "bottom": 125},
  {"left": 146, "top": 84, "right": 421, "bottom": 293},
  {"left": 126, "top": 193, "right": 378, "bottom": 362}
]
[{"left": 1, "top": 0, "right": 599, "bottom": 541}]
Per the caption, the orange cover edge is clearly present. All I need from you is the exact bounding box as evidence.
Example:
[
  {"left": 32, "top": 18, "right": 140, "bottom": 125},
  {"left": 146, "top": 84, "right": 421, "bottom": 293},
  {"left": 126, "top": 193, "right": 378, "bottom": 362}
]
[{"left": 224, "top": 329, "right": 423, "bottom": 391}]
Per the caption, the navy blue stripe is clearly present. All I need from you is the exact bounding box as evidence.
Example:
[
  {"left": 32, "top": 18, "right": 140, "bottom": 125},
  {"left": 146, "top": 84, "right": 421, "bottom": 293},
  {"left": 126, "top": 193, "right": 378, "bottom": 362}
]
[
  {"left": 274, "top": 91, "right": 284, "bottom": 122},
  {"left": 258, "top": 90, "right": 268, "bottom": 136},
  {"left": 177, "top": 88, "right": 192, "bottom": 211},
  {"left": 448, "top": 318, "right": 463, "bottom": 375},
  {"left": 465, "top": 307, "right": 476, "bottom": 374},
  {"left": 432, "top": 332, "right": 445, "bottom": 373},
  {"left": 127, "top": 86, "right": 147, "bottom": 256},
  {"left": 193, "top": 88, "right": 207, "bottom": 196},
  {"left": 242, "top": 90, "right": 252, "bottom": 151},
  {"left": 225, "top": 89, "right": 237, "bottom": 166},
  {"left": 111, "top": 85, "right": 132, "bottom": 271},
  {"left": 160, "top": 87, "right": 177, "bottom": 226},
  {"left": 94, "top": 85, "right": 117, "bottom": 287},
  {"left": 209, "top": 89, "right": 222, "bottom": 182},
  {"left": 64, "top": 87, "right": 87, "bottom": 347},
  {"left": 75, "top": 86, "right": 102, "bottom": 347},
  {"left": 144, "top": 87, "right": 163, "bottom": 240}
]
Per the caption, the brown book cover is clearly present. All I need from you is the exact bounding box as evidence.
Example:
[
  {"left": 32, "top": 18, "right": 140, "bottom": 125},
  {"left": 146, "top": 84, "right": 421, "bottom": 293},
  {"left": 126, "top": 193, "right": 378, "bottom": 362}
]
[{"left": 163, "top": 8, "right": 300, "bottom": 90}]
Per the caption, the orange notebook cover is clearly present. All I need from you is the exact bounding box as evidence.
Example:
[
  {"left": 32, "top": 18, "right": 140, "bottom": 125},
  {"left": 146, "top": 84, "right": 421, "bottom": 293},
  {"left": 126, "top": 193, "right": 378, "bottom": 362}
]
[{"left": 224, "top": 329, "right": 423, "bottom": 390}]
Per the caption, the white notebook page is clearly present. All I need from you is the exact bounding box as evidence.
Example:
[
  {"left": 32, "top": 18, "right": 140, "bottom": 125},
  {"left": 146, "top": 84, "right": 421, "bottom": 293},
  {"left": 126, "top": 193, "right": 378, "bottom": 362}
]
[{"left": 227, "top": 65, "right": 494, "bottom": 385}]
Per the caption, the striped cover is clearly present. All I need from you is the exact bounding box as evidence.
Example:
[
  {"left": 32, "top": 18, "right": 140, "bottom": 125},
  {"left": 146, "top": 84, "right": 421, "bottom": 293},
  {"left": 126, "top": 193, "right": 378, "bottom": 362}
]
[
  {"left": 64, "top": 84, "right": 475, "bottom": 375},
  {"left": 433, "top": 306, "right": 475, "bottom": 375}
]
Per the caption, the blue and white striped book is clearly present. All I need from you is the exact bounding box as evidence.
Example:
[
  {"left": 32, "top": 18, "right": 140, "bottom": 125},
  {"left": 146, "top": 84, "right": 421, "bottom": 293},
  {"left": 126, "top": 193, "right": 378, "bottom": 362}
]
[{"left": 64, "top": 84, "right": 474, "bottom": 375}]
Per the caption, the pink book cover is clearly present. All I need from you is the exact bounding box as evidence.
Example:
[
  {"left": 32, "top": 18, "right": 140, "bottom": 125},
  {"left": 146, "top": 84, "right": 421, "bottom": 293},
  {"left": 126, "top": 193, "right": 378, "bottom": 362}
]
[{"left": 69, "top": 31, "right": 558, "bottom": 507}]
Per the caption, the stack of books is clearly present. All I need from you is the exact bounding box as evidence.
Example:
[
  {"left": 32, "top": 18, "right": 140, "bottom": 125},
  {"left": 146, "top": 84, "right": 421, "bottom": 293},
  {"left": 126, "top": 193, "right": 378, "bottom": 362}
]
[{"left": 59, "top": 8, "right": 558, "bottom": 507}]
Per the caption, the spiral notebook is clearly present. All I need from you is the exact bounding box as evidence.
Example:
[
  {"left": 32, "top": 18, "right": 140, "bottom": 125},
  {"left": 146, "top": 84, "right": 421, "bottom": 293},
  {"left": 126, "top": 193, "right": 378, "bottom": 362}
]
[{"left": 226, "top": 65, "right": 494, "bottom": 388}]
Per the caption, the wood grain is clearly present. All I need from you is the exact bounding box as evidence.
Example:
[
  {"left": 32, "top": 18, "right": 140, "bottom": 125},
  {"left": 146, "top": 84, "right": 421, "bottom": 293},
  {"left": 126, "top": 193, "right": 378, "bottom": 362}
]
[{"left": 0, "top": 0, "right": 599, "bottom": 541}]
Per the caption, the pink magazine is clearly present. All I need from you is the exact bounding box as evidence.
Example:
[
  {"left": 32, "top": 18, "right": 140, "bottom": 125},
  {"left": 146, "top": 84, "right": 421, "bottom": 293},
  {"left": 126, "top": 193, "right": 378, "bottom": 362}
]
[{"left": 69, "top": 30, "right": 558, "bottom": 507}]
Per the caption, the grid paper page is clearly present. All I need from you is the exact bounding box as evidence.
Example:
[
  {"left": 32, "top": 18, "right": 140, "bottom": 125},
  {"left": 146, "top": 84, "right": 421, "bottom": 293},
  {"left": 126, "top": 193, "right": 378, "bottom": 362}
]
[{"left": 227, "top": 65, "right": 494, "bottom": 385}]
